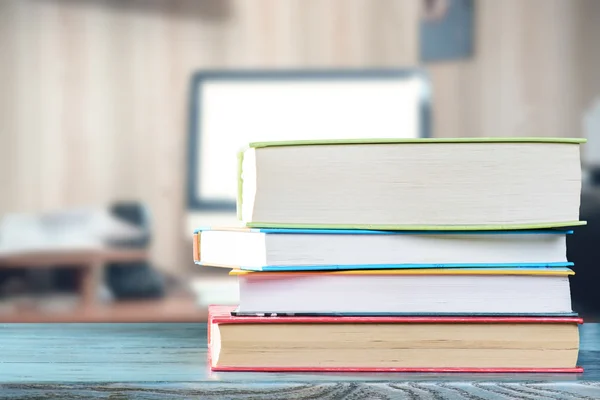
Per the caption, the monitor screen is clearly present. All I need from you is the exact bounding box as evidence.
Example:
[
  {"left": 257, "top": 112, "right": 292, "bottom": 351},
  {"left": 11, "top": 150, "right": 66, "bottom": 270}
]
[{"left": 188, "top": 70, "right": 430, "bottom": 212}]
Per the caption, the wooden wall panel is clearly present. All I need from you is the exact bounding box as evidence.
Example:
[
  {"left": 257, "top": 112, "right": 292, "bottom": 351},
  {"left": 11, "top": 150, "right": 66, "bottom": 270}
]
[
  {"left": 427, "top": 0, "right": 590, "bottom": 139},
  {"left": 577, "top": 0, "right": 600, "bottom": 124},
  {"left": 0, "top": 0, "right": 419, "bottom": 273}
]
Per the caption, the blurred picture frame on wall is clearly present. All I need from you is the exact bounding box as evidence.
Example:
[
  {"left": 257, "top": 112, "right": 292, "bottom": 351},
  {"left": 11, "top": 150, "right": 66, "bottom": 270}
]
[
  {"left": 420, "top": 0, "right": 474, "bottom": 62},
  {"left": 186, "top": 69, "right": 432, "bottom": 212}
]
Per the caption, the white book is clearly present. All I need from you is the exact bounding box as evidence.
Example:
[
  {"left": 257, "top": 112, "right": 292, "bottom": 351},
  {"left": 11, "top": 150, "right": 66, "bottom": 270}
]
[
  {"left": 238, "top": 138, "right": 585, "bottom": 230},
  {"left": 194, "top": 228, "right": 571, "bottom": 271},
  {"left": 232, "top": 268, "right": 575, "bottom": 315}
]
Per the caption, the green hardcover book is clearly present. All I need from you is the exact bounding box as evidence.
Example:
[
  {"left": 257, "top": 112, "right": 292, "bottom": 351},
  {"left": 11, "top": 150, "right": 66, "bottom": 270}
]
[{"left": 237, "top": 137, "right": 586, "bottom": 230}]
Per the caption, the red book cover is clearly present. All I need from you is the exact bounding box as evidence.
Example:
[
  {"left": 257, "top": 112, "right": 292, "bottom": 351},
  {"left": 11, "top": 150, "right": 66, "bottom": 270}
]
[{"left": 208, "top": 305, "right": 584, "bottom": 373}]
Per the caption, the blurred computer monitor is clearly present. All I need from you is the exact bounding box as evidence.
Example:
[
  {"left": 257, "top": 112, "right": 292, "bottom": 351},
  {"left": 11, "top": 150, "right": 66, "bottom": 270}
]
[{"left": 186, "top": 69, "right": 431, "bottom": 229}]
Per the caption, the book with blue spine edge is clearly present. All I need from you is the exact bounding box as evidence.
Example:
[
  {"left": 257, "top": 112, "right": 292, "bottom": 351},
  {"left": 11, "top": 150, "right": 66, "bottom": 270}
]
[{"left": 193, "top": 227, "right": 574, "bottom": 272}]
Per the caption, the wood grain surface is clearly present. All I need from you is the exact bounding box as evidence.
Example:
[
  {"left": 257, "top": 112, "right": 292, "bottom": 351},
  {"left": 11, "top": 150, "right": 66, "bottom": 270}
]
[
  {"left": 0, "top": 322, "right": 599, "bottom": 398},
  {"left": 1, "top": 381, "right": 600, "bottom": 399}
]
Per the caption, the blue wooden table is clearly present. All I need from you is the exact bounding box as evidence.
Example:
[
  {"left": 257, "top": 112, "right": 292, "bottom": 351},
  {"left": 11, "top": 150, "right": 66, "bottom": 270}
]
[{"left": 0, "top": 322, "right": 599, "bottom": 399}]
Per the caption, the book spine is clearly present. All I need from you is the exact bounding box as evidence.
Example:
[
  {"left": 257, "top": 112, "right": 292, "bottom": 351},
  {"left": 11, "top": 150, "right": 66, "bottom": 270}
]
[
  {"left": 193, "top": 232, "right": 201, "bottom": 263},
  {"left": 236, "top": 150, "right": 244, "bottom": 220}
]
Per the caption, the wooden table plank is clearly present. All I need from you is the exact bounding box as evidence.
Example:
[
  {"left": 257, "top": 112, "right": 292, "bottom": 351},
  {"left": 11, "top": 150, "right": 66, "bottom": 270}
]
[
  {"left": 0, "top": 297, "right": 207, "bottom": 323},
  {"left": 0, "top": 323, "right": 598, "bottom": 399},
  {"left": 0, "top": 249, "right": 148, "bottom": 267}
]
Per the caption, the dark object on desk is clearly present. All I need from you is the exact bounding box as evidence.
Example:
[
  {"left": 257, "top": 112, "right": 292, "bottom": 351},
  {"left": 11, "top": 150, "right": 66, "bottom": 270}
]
[
  {"left": 0, "top": 323, "right": 598, "bottom": 399},
  {"left": 107, "top": 202, "right": 151, "bottom": 248},
  {"left": 568, "top": 174, "right": 600, "bottom": 319},
  {"left": 0, "top": 267, "right": 78, "bottom": 299},
  {"left": 105, "top": 202, "right": 165, "bottom": 300}
]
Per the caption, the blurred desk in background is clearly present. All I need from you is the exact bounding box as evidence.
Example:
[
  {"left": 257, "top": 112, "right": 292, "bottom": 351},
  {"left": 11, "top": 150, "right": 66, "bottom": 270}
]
[
  {"left": 0, "top": 249, "right": 206, "bottom": 323},
  {"left": 0, "top": 208, "right": 207, "bottom": 322},
  {"left": 0, "top": 248, "right": 148, "bottom": 307}
]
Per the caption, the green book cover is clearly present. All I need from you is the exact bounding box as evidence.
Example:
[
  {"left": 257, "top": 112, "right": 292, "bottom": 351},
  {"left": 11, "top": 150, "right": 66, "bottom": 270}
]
[
  {"left": 248, "top": 137, "right": 586, "bottom": 149},
  {"left": 245, "top": 221, "right": 587, "bottom": 231}
]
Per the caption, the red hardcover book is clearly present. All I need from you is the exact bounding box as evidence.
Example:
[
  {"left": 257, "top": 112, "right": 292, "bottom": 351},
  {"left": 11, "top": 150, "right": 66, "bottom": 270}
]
[{"left": 208, "top": 305, "right": 583, "bottom": 373}]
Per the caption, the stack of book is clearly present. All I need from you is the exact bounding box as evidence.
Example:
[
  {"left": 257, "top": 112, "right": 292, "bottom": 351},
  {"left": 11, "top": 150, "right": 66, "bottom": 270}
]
[{"left": 193, "top": 138, "right": 586, "bottom": 373}]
